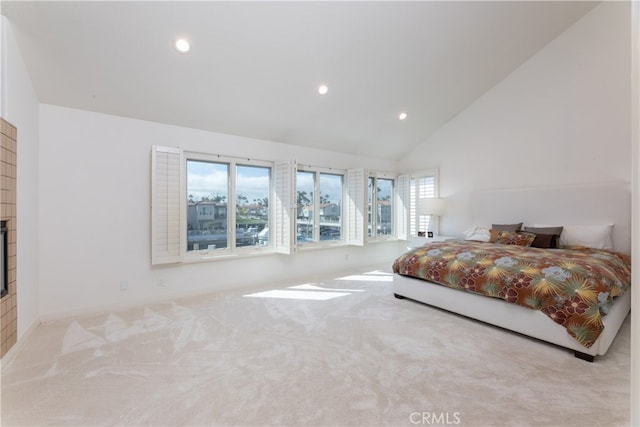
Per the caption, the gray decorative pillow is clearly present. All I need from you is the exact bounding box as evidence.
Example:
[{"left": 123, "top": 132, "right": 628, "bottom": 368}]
[{"left": 491, "top": 222, "right": 523, "bottom": 232}]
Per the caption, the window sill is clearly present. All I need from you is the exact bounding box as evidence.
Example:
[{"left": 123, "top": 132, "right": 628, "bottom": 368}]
[
  {"left": 366, "top": 237, "right": 400, "bottom": 244},
  {"left": 296, "top": 241, "right": 349, "bottom": 251},
  {"left": 181, "top": 247, "right": 276, "bottom": 264},
  {"left": 164, "top": 238, "right": 400, "bottom": 264}
]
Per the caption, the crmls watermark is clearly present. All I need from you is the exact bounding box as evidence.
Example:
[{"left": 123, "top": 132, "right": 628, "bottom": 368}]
[{"left": 409, "top": 411, "right": 461, "bottom": 425}]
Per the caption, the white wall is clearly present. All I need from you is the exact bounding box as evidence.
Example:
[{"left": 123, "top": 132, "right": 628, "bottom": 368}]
[
  {"left": 37, "top": 104, "right": 402, "bottom": 319},
  {"left": 1, "top": 16, "right": 5, "bottom": 117},
  {"left": 631, "top": 2, "right": 639, "bottom": 424},
  {"left": 1, "top": 17, "right": 40, "bottom": 339},
  {"left": 398, "top": 2, "right": 631, "bottom": 237}
]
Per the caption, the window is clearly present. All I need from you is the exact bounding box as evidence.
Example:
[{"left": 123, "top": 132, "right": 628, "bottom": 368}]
[
  {"left": 187, "top": 160, "right": 229, "bottom": 251},
  {"left": 409, "top": 171, "right": 438, "bottom": 237},
  {"left": 185, "top": 157, "right": 271, "bottom": 253},
  {"left": 151, "top": 146, "right": 413, "bottom": 265},
  {"left": 319, "top": 173, "right": 343, "bottom": 241},
  {"left": 236, "top": 165, "right": 270, "bottom": 247},
  {"left": 295, "top": 166, "right": 344, "bottom": 245},
  {"left": 149, "top": 151, "right": 267, "bottom": 263},
  {"left": 367, "top": 174, "right": 395, "bottom": 240},
  {"left": 296, "top": 170, "right": 314, "bottom": 242}
]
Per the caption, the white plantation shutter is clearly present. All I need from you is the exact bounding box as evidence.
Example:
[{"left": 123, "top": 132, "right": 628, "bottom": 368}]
[
  {"left": 346, "top": 168, "right": 366, "bottom": 246},
  {"left": 274, "top": 161, "right": 296, "bottom": 254},
  {"left": 409, "top": 172, "right": 437, "bottom": 237},
  {"left": 396, "top": 174, "right": 410, "bottom": 240},
  {"left": 151, "top": 146, "right": 183, "bottom": 264},
  {"left": 418, "top": 175, "right": 436, "bottom": 234}
]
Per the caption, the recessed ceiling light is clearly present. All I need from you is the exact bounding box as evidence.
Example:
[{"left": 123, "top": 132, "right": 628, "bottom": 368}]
[
  {"left": 318, "top": 84, "right": 329, "bottom": 95},
  {"left": 399, "top": 112, "right": 408, "bottom": 120},
  {"left": 175, "top": 38, "right": 190, "bottom": 54}
]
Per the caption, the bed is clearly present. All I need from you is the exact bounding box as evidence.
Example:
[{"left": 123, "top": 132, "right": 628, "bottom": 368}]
[{"left": 392, "top": 183, "right": 632, "bottom": 361}]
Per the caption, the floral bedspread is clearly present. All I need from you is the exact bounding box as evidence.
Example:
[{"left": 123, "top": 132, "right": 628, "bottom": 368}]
[{"left": 392, "top": 241, "right": 631, "bottom": 347}]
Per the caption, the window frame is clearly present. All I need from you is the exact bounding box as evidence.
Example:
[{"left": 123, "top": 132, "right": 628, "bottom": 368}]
[
  {"left": 183, "top": 151, "right": 274, "bottom": 261},
  {"left": 295, "top": 164, "right": 347, "bottom": 249},
  {"left": 366, "top": 172, "right": 398, "bottom": 242}
]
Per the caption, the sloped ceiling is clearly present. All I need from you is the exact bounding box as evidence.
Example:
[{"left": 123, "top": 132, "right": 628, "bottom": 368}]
[{"left": 2, "top": 1, "right": 598, "bottom": 160}]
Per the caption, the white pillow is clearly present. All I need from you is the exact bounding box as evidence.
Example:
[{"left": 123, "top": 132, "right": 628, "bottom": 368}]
[
  {"left": 463, "top": 226, "right": 491, "bottom": 242},
  {"left": 558, "top": 224, "right": 614, "bottom": 250}
]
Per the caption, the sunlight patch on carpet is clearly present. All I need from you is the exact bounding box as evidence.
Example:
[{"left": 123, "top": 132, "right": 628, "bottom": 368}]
[
  {"left": 244, "top": 289, "right": 351, "bottom": 300},
  {"left": 336, "top": 274, "right": 393, "bottom": 282},
  {"left": 289, "top": 284, "right": 365, "bottom": 292},
  {"left": 363, "top": 270, "right": 393, "bottom": 275}
]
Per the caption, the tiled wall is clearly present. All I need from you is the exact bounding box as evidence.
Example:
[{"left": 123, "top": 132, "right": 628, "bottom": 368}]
[{"left": 1, "top": 118, "right": 17, "bottom": 358}]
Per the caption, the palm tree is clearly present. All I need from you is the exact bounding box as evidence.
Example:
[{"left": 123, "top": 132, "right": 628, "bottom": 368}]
[
  {"left": 297, "top": 191, "right": 311, "bottom": 207},
  {"left": 212, "top": 194, "right": 227, "bottom": 203}
]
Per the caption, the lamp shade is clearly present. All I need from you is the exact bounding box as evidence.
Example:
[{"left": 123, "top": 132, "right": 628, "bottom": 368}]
[{"left": 419, "top": 198, "right": 446, "bottom": 216}]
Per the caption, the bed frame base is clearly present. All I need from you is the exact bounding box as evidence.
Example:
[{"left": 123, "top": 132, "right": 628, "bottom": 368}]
[
  {"left": 393, "top": 273, "right": 631, "bottom": 362},
  {"left": 574, "top": 351, "right": 595, "bottom": 363},
  {"left": 397, "top": 291, "right": 599, "bottom": 362}
]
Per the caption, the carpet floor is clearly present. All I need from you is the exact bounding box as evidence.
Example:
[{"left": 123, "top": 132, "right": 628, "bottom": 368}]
[{"left": 0, "top": 264, "right": 631, "bottom": 426}]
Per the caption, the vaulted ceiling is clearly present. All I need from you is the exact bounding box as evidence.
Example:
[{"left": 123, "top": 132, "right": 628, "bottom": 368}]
[{"left": 2, "top": 1, "right": 598, "bottom": 160}]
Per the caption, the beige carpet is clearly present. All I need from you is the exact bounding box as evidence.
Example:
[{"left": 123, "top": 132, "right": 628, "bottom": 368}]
[{"left": 0, "top": 265, "right": 631, "bottom": 426}]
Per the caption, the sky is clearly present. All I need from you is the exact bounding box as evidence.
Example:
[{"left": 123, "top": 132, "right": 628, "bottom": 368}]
[
  {"left": 187, "top": 160, "right": 349, "bottom": 205},
  {"left": 188, "top": 161, "right": 270, "bottom": 204}
]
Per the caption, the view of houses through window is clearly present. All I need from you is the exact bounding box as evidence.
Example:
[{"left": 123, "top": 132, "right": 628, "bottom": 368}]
[
  {"left": 368, "top": 176, "right": 394, "bottom": 238},
  {"left": 296, "top": 169, "right": 343, "bottom": 243},
  {"left": 236, "top": 165, "right": 270, "bottom": 246},
  {"left": 187, "top": 159, "right": 270, "bottom": 251}
]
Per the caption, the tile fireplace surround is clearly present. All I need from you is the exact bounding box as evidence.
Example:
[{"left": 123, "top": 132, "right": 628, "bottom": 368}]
[{"left": 1, "top": 118, "right": 17, "bottom": 358}]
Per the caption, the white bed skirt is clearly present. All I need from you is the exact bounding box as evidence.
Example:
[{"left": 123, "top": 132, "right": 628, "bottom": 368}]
[{"left": 393, "top": 273, "right": 631, "bottom": 359}]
